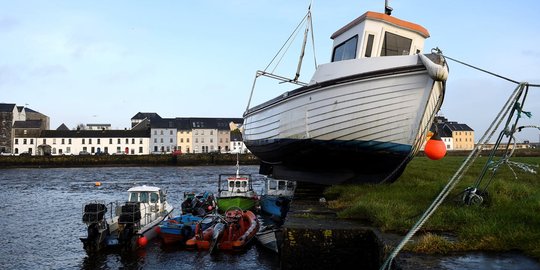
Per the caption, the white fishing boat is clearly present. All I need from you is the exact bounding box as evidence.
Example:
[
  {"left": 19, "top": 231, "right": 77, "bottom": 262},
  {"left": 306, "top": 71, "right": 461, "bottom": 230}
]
[
  {"left": 80, "top": 185, "right": 174, "bottom": 252},
  {"left": 243, "top": 3, "right": 448, "bottom": 184}
]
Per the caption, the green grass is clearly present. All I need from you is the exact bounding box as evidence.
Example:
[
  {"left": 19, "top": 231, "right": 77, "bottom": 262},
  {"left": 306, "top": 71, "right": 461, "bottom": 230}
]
[{"left": 325, "top": 156, "right": 540, "bottom": 259}]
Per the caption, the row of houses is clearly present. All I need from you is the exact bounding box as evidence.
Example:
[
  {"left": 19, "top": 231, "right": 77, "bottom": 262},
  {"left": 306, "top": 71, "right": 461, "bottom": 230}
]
[{"left": 1, "top": 103, "right": 248, "bottom": 156}]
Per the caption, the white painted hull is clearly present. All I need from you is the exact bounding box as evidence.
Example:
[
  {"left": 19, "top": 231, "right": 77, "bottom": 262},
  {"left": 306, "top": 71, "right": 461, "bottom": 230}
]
[{"left": 243, "top": 54, "right": 446, "bottom": 184}]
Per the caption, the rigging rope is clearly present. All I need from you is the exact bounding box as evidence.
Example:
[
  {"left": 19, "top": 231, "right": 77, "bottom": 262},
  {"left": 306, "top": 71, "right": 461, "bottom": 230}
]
[
  {"left": 381, "top": 82, "right": 527, "bottom": 270},
  {"left": 381, "top": 50, "right": 539, "bottom": 269}
]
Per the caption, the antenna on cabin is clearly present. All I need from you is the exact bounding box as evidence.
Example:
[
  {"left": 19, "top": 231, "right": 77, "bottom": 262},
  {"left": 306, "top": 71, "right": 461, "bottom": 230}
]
[{"left": 385, "top": 0, "right": 393, "bottom": 15}]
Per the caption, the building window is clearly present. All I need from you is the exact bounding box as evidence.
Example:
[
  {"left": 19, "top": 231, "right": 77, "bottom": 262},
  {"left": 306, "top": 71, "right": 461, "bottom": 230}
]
[
  {"left": 139, "top": 147, "right": 143, "bottom": 153},
  {"left": 61, "top": 138, "right": 65, "bottom": 144},
  {"left": 126, "top": 138, "right": 129, "bottom": 144},
  {"left": 24, "top": 130, "right": 27, "bottom": 135},
  {"left": 154, "top": 138, "right": 157, "bottom": 143},
  {"left": 104, "top": 147, "right": 108, "bottom": 153},
  {"left": 59, "top": 149, "right": 63, "bottom": 155},
  {"left": 53, "top": 138, "right": 56, "bottom": 144},
  {"left": 139, "top": 139, "right": 143, "bottom": 144},
  {"left": 15, "top": 139, "right": 18, "bottom": 145},
  {"left": 132, "top": 138, "right": 135, "bottom": 144},
  {"left": 23, "top": 139, "right": 27, "bottom": 144},
  {"left": 210, "top": 130, "right": 213, "bottom": 135},
  {"left": 180, "top": 138, "right": 183, "bottom": 143},
  {"left": 117, "top": 146, "right": 121, "bottom": 153},
  {"left": 109, "top": 138, "right": 113, "bottom": 144},
  {"left": 66, "top": 147, "right": 71, "bottom": 153},
  {"left": 89, "top": 138, "right": 92, "bottom": 144},
  {"left": 97, "top": 139, "right": 100, "bottom": 144},
  {"left": 170, "top": 130, "right": 173, "bottom": 135},
  {"left": 117, "top": 139, "right": 121, "bottom": 144},
  {"left": 195, "top": 138, "right": 198, "bottom": 143},
  {"left": 220, "top": 138, "right": 223, "bottom": 143},
  {"left": 332, "top": 35, "right": 358, "bottom": 62},
  {"left": 82, "top": 139, "right": 85, "bottom": 144},
  {"left": 83, "top": 147, "right": 87, "bottom": 151},
  {"left": 170, "top": 138, "right": 173, "bottom": 143},
  {"left": 68, "top": 139, "right": 72, "bottom": 144},
  {"left": 43, "top": 139, "right": 46, "bottom": 144},
  {"left": 154, "top": 130, "right": 157, "bottom": 135},
  {"left": 187, "top": 138, "right": 190, "bottom": 143},
  {"left": 52, "top": 148, "right": 55, "bottom": 154},
  {"left": 160, "top": 138, "right": 163, "bottom": 143},
  {"left": 210, "top": 139, "right": 213, "bottom": 143},
  {"left": 160, "top": 130, "right": 164, "bottom": 135}
]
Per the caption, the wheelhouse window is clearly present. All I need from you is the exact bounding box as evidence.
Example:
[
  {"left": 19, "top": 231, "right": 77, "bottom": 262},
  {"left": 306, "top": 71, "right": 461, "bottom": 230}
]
[
  {"left": 332, "top": 35, "right": 358, "bottom": 62},
  {"left": 364, "top": 34, "right": 375, "bottom": 57},
  {"left": 381, "top": 32, "right": 412, "bottom": 56}
]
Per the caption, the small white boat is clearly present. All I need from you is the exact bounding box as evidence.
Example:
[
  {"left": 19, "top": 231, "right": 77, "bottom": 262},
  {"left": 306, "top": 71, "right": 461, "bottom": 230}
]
[
  {"left": 80, "top": 185, "right": 174, "bottom": 252},
  {"left": 243, "top": 4, "right": 448, "bottom": 184}
]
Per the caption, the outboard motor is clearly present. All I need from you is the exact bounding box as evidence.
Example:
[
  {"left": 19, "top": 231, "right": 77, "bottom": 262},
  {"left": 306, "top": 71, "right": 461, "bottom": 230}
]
[
  {"left": 80, "top": 202, "right": 108, "bottom": 252},
  {"left": 118, "top": 202, "right": 142, "bottom": 250}
]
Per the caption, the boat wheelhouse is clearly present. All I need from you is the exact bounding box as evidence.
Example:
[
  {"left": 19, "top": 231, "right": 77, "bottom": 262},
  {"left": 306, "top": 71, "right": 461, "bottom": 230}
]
[{"left": 243, "top": 5, "right": 447, "bottom": 184}]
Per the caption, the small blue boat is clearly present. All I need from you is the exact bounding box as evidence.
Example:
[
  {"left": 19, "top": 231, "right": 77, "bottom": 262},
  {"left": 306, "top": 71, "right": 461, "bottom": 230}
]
[
  {"left": 157, "top": 214, "right": 202, "bottom": 245},
  {"left": 158, "top": 191, "right": 217, "bottom": 245},
  {"left": 259, "top": 178, "right": 296, "bottom": 220}
]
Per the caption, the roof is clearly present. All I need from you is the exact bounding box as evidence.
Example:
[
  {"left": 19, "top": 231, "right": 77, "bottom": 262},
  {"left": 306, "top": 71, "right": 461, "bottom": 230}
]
[
  {"left": 149, "top": 117, "right": 244, "bottom": 130},
  {"left": 443, "top": 122, "right": 474, "bottom": 132},
  {"left": 0, "top": 103, "right": 16, "bottom": 112},
  {"left": 40, "top": 129, "right": 150, "bottom": 138},
  {"left": 57, "top": 123, "right": 70, "bottom": 131},
  {"left": 12, "top": 120, "right": 42, "bottom": 129},
  {"left": 331, "top": 11, "right": 430, "bottom": 39},
  {"left": 230, "top": 132, "right": 243, "bottom": 141},
  {"left": 131, "top": 112, "right": 162, "bottom": 120},
  {"left": 128, "top": 185, "right": 161, "bottom": 192},
  {"left": 189, "top": 118, "right": 243, "bottom": 130}
]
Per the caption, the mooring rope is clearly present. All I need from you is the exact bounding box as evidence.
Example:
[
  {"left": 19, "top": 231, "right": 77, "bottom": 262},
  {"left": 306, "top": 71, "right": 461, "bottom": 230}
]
[{"left": 381, "top": 50, "right": 539, "bottom": 269}]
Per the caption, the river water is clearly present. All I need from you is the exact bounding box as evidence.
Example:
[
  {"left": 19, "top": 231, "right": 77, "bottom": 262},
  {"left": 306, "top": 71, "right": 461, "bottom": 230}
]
[{"left": 0, "top": 166, "right": 280, "bottom": 270}]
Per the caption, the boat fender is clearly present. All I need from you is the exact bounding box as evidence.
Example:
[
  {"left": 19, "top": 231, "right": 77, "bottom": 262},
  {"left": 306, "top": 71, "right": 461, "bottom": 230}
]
[{"left": 418, "top": 54, "right": 448, "bottom": 81}]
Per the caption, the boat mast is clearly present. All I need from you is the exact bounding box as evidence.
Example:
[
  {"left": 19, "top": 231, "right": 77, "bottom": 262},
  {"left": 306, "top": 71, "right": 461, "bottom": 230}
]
[{"left": 294, "top": 4, "right": 311, "bottom": 82}]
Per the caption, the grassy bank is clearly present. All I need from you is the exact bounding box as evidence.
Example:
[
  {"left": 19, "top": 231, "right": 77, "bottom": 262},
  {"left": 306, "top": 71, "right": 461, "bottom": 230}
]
[{"left": 325, "top": 156, "right": 540, "bottom": 259}]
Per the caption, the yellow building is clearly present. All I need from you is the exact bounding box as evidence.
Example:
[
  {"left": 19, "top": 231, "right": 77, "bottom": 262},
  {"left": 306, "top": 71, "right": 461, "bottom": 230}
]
[{"left": 431, "top": 116, "right": 475, "bottom": 151}]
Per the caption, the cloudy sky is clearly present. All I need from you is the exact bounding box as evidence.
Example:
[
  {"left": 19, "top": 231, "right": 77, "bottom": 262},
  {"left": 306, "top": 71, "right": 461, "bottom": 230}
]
[{"left": 1, "top": 1, "right": 539, "bottom": 142}]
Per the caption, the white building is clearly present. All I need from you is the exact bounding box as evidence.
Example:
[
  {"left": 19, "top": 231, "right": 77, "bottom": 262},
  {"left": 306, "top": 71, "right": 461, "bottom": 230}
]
[
  {"left": 149, "top": 118, "right": 177, "bottom": 153},
  {"left": 36, "top": 128, "right": 150, "bottom": 155}
]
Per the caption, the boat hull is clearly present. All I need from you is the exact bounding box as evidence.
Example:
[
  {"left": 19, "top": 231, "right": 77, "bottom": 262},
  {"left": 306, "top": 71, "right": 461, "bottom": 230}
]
[
  {"left": 260, "top": 195, "right": 291, "bottom": 219},
  {"left": 158, "top": 214, "right": 201, "bottom": 245},
  {"left": 243, "top": 54, "right": 446, "bottom": 184},
  {"left": 217, "top": 196, "right": 257, "bottom": 212}
]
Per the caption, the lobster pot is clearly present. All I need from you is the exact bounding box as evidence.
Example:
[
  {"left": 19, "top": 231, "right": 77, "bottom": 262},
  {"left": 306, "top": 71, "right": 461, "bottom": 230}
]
[
  {"left": 119, "top": 202, "right": 141, "bottom": 224},
  {"left": 82, "top": 203, "right": 107, "bottom": 223}
]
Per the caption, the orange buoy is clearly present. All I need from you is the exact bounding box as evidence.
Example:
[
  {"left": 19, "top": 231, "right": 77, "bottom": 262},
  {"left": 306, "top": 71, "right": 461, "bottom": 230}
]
[
  {"left": 137, "top": 236, "right": 148, "bottom": 247},
  {"left": 95, "top": 182, "right": 102, "bottom": 186},
  {"left": 425, "top": 133, "right": 446, "bottom": 160}
]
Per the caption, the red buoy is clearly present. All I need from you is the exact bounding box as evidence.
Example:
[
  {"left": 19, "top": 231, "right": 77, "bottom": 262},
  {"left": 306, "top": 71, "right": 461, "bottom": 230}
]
[
  {"left": 425, "top": 133, "right": 446, "bottom": 160},
  {"left": 137, "top": 236, "right": 148, "bottom": 247}
]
